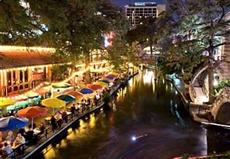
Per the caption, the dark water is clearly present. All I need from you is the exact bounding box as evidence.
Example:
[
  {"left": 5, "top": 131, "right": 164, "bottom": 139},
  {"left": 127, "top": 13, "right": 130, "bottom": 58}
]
[{"left": 42, "top": 70, "right": 229, "bottom": 159}]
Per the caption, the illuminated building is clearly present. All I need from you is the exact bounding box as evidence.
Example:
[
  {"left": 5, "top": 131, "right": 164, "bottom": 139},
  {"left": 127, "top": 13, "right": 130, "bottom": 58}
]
[
  {"left": 0, "top": 46, "right": 111, "bottom": 97},
  {"left": 124, "top": 2, "right": 166, "bottom": 28},
  {"left": 0, "top": 46, "right": 59, "bottom": 96}
]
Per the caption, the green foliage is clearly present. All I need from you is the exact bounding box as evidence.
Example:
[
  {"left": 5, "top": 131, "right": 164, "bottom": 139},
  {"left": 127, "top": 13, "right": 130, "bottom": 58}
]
[
  {"left": 51, "top": 64, "right": 69, "bottom": 81},
  {"left": 155, "top": 0, "right": 230, "bottom": 88},
  {"left": 158, "top": 39, "right": 207, "bottom": 84},
  {"left": 214, "top": 80, "right": 230, "bottom": 94},
  {"left": 0, "top": 0, "right": 128, "bottom": 62},
  {"left": 102, "top": 91, "right": 110, "bottom": 104},
  {"left": 107, "top": 37, "right": 139, "bottom": 71},
  {"left": 0, "top": 0, "right": 43, "bottom": 45}
]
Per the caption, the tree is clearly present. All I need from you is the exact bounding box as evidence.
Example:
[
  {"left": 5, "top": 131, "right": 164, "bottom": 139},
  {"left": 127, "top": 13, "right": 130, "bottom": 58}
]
[
  {"left": 0, "top": 0, "right": 136, "bottom": 77},
  {"left": 107, "top": 37, "right": 139, "bottom": 71},
  {"left": 156, "top": 0, "right": 230, "bottom": 102},
  {"left": 126, "top": 17, "right": 158, "bottom": 57},
  {"left": 0, "top": 0, "right": 44, "bottom": 45}
]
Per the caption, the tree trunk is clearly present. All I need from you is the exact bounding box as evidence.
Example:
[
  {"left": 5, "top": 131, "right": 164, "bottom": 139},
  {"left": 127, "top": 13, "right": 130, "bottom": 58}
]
[
  {"left": 208, "top": 41, "right": 214, "bottom": 103},
  {"left": 208, "top": 65, "right": 214, "bottom": 103}
]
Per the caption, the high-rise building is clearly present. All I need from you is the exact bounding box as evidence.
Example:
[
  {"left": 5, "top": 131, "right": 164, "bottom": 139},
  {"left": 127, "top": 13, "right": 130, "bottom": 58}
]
[{"left": 125, "top": 2, "right": 166, "bottom": 28}]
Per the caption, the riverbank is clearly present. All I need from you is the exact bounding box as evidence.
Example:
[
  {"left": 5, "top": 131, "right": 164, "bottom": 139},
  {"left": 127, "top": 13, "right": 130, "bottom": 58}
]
[
  {"left": 17, "top": 72, "right": 138, "bottom": 159},
  {"left": 165, "top": 76, "right": 210, "bottom": 124},
  {"left": 166, "top": 75, "right": 230, "bottom": 158}
]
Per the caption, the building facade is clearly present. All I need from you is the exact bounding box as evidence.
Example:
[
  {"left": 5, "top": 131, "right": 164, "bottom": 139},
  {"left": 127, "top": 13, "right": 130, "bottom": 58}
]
[
  {"left": 0, "top": 46, "right": 58, "bottom": 96},
  {"left": 124, "top": 2, "right": 166, "bottom": 28},
  {"left": 0, "top": 46, "right": 111, "bottom": 97}
]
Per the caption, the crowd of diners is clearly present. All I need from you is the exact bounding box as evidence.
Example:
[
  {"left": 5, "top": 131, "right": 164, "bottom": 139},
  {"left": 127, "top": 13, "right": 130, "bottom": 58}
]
[{"left": 0, "top": 72, "right": 129, "bottom": 159}]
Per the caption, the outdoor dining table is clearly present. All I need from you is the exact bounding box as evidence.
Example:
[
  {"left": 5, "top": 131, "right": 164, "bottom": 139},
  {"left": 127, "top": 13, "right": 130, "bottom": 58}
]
[{"left": 33, "top": 128, "right": 41, "bottom": 135}]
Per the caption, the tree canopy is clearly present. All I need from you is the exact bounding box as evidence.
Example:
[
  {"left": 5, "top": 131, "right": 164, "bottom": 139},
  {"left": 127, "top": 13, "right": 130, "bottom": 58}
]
[{"left": 0, "top": 0, "right": 129, "bottom": 63}]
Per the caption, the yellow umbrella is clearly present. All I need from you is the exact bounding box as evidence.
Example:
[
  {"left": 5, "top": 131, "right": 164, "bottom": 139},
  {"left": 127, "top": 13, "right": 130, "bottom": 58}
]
[
  {"left": 41, "top": 98, "right": 65, "bottom": 108},
  {"left": 110, "top": 72, "right": 119, "bottom": 76},
  {"left": 0, "top": 97, "right": 15, "bottom": 107},
  {"left": 95, "top": 81, "right": 108, "bottom": 88}
]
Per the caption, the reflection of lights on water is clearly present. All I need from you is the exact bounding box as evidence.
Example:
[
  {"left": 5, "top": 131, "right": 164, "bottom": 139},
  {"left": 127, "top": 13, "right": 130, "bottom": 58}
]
[
  {"left": 79, "top": 119, "right": 87, "bottom": 134},
  {"left": 128, "top": 78, "right": 134, "bottom": 92},
  {"left": 130, "top": 134, "right": 148, "bottom": 142},
  {"left": 152, "top": 76, "right": 155, "bottom": 93},
  {"left": 131, "top": 135, "right": 136, "bottom": 141},
  {"left": 89, "top": 114, "right": 96, "bottom": 128},
  {"left": 174, "top": 79, "right": 181, "bottom": 86},
  {"left": 117, "top": 87, "right": 127, "bottom": 102},
  {"left": 44, "top": 144, "right": 56, "bottom": 158},
  {"left": 143, "top": 70, "right": 154, "bottom": 84}
]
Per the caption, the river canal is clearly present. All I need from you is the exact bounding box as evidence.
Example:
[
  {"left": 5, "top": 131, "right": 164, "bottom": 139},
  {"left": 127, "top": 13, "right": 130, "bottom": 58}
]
[{"left": 41, "top": 70, "right": 229, "bottom": 159}]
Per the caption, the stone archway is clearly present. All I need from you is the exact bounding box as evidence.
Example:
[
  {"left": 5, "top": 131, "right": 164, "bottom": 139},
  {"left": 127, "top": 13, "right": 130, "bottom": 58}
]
[{"left": 215, "top": 102, "right": 230, "bottom": 124}]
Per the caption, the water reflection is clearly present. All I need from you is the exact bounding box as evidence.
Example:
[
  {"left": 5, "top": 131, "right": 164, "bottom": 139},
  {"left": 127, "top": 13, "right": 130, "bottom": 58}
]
[{"left": 41, "top": 70, "right": 229, "bottom": 159}]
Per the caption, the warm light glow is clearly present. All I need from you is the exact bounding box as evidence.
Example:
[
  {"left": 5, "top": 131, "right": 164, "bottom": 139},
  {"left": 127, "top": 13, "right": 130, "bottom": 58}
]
[
  {"left": 143, "top": 70, "right": 154, "bottom": 84},
  {"left": 0, "top": 45, "right": 55, "bottom": 53},
  {"left": 89, "top": 114, "right": 96, "bottom": 128}
]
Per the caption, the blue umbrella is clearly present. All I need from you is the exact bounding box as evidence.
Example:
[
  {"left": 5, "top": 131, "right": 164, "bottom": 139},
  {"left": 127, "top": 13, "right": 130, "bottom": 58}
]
[
  {"left": 105, "top": 75, "right": 116, "bottom": 80},
  {"left": 80, "top": 88, "right": 93, "bottom": 94},
  {"left": 0, "top": 116, "right": 29, "bottom": 131},
  {"left": 57, "top": 95, "right": 76, "bottom": 103}
]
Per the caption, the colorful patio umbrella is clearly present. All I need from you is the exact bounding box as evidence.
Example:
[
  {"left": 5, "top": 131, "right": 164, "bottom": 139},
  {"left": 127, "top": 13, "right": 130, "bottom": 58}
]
[
  {"left": 17, "top": 106, "right": 48, "bottom": 119},
  {"left": 99, "top": 79, "right": 110, "bottom": 84},
  {"left": 95, "top": 81, "right": 109, "bottom": 87},
  {"left": 105, "top": 74, "right": 116, "bottom": 80},
  {"left": 109, "top": 72, "right": 119, "bottom": 76},
  {"left": 0, "top": 97, "right": 15, "bottom": 108},
  {"left": 57, "top": 94, "right": 76, "bottom": 103},
  {"left": 6, "top": 100, "right": 29, "bottom": 112},
  {"left": 80, "top": 88, "right": 94, "bottom": 94},
  {"left": 87, "top": 84, "right": 103, "bottom": 91},
  {"left": 17, "top": 106, "right": 48, "bottom": 129},
  {"left": 41, "top": 98, "right": 66, "bottom": 108},
  {"left": 66, "top": 91, "right": 83, "bottom": 100},
  {"left": 52, "top": 83, "right": 71, "bottom": 88},
  {"left": 26, "top": 91, "right": 40, "bottom": 98},
  {"left": 0, "top": 116, "right": 29, "bottom": 131}
]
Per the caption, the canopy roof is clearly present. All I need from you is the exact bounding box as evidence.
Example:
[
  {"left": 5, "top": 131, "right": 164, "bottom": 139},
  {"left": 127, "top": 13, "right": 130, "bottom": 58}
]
[{"left": 0, "top": 47, "right": 64, "bottom": 69}]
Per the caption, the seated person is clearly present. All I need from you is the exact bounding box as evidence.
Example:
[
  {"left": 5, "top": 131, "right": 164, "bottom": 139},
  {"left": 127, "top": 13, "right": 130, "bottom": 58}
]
[
  {"left": 6, "top": 131, "right": 15, "bottom": 145},
  {"left": 13, "top": 133, "right": 25, "bottom": 148},
  {"left": 25, "top": 127, "right": 34, "bottom": 144},
  {"left": 2, "top": 142, "right": 13, "bottom": 157},
  {"left": 38, "top": 123, "right": 45, "bottom": 135}
]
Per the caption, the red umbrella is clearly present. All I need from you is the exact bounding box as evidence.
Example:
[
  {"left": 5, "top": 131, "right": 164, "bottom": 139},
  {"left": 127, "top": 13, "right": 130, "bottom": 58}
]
[
  {"left": 87, "top": 84, "right": 103, "bottom": 91},
  {"left": 17, "top": 106, "right": 48, "bottom": 128},
  {"left": 66, "top": 91, "right": 83, "bottom": 99},
  {"left": 17, "top": 106, "right": 48, "bottom": 119}
]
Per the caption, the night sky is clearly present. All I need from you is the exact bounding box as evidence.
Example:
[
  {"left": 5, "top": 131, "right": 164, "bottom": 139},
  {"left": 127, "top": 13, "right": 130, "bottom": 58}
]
[{"left": 112, "top": 0, "right": 166, "bottom": 7}]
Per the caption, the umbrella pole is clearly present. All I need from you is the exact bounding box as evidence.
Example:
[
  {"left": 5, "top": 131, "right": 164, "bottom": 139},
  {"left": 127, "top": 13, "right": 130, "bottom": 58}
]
[{"left": 32, "top": 118, "right": 34, "bottom": 129}]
